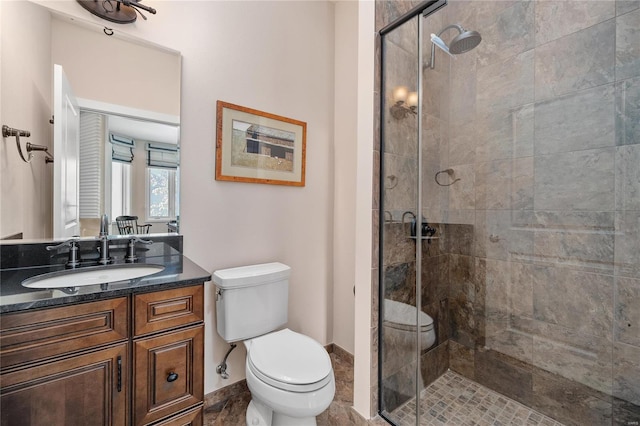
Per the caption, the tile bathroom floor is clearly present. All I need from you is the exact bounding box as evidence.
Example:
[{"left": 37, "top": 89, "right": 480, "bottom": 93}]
[
  {"left": 204, "top": 351, "right": 388, "bottom": 426},
  {"left": 388, "top": 370, "right": 566, "bottom": 426},
  {"left": 204, "top": 354, "right": 564, "bottom": 426}
]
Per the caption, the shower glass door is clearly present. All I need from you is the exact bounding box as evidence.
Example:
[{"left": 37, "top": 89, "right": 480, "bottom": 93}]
[
  {"left": 379, "top": 2, "right": 447, "bottom": 424},
  {"left": 379, "top": 10, "right": 421, "bottom": 424}
]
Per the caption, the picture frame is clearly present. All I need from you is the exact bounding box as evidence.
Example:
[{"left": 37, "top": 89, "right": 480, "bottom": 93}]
[{"left": 215, "top": 101, "right": 307, "bottom": 186}]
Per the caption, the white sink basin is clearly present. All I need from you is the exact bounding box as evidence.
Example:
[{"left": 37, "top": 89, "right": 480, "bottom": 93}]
[{"left": 22, "top": 264, "right": 166, "bottom": 289}]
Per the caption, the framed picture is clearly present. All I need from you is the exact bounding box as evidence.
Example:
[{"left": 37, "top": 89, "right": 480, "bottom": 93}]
[{"left": 215, "top": 101, "right": 307, "bottom": 186}]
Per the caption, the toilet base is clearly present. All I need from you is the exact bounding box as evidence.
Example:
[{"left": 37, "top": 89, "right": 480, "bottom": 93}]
[{"left": 246, "top": 399, "right": 318, "bottom": 426}]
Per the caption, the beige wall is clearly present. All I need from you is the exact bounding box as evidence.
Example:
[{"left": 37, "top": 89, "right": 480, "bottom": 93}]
[
  {"left": 172, "top": 1, "right": 336, "bottom": 395},
  {"left": 2, "top": 0, "right": 374, "bottom": 405},
  {"left": 0, "top": 2, "right": 53, "bottom": 240},
  {"left": 333, "top": 0, "right": 358, "bottom": 356},
  {"left": 51, "top": 17, "right": 180, "bottom": 116},
  {"left": 353, "top": 0, "right": 376, "bottom": 418}
]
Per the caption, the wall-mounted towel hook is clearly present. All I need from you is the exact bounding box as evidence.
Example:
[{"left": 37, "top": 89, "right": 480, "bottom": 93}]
[
  {"left": 2, "top": 125, "right": 53, "bottom": 164},
  {"left": 385, "top": 174, "right": 398, "bottom": 189},
  {"left": 435, "top": 168, "right": 460, "bottom": 186}
]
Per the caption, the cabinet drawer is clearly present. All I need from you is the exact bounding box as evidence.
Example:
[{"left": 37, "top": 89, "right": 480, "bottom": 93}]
[
  {"left": 153, "top": 406, "right": 202, "bottom": 426},
  {"left": 1, "top": 297, "right": 128, "bottom": 370},
  {"left": 133, "top": 324, "right": 204, "bottom": 426},
  {"left": 1, "top": 343, "right": 128, "bottom": 425},
  {"left": 134, "top": 285, "right": 204, "bottom": 337}
]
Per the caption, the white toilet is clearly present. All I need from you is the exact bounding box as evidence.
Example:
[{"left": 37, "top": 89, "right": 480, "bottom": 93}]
[
  {"left": 213, "top": 262, "right": 335, "bottom": 426},
  {"left": 383, "top": 298, "right": 436, "bottom": 352}
]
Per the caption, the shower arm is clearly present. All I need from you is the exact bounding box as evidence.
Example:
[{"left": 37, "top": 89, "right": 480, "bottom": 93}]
[
  {"left": 429, "top": 24, "right": 465, "bottom": 69},
  {"left": 437, "top": 24, "right": 465, "bottom": 36}
]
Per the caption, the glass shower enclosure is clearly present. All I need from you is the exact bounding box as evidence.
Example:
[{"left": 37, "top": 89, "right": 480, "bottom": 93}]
[{"left": 378, "top": 0, "right": 640, "bottom": 425}]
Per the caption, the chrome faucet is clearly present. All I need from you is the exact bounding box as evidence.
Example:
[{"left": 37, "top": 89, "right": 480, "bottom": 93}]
[
  {"left": 98, "top": 214, "right": 112, "bottom": 265},
  {"left": 125, "top": 235, "right": 153, "bottom": 262},
  {"left": 46, "top": 237, "right": 82, "bottom": 268},
  {"left": 100, "top": 214, "right": 109, "bottom": 237}
]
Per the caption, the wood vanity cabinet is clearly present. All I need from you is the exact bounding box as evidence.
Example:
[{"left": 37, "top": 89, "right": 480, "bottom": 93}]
[
  {"left": 0, "top": 284, "right": 205, "bottom": 426},
  {"left": 1, "top": 344, "right": 129, "bottom": 425},
  {"left": 132, "top": 286, "right": 204, "bottom": 426}
]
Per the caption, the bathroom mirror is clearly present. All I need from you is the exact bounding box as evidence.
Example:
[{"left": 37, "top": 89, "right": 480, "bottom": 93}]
[
  {"left": 1, "top": 2, "right": 181, "bottom": 241},
  {"left": 71, "top": 108, "right": 180, "bottom": 238}
]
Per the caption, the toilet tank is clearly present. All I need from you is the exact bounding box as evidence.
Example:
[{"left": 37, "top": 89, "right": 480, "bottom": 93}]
[{"left": 213, "top": 262, "right": 290, "bottom": 342}]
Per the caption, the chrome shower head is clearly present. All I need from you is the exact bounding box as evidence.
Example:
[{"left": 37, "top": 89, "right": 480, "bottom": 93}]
[
  {"left": 429, "top": 24, "right": 482, "bottom": 69},
  {"left": 449, "top": 29, "right": 482, "bottom": 54}
]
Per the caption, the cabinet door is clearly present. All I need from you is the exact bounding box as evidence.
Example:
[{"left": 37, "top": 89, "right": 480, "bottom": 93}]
[
  {"left": 1, "top": 297, "right": 128, "bottom": 370},
  {"left": 133, "top": 325, "right": 203, "bottom": 426},
  {"left": 0, "top": 343, "right": 128, "bottom": 426},
  {"left": 152, "top": 406, "right": 202, "bottom": 426},
  {"left": 133, "top": 285, "right": 204, "bottom": 337}
]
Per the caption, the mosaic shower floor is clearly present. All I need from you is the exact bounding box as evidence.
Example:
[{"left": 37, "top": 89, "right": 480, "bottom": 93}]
[{"left": 388, "top": 371, "right": 566, "bottom": 426}]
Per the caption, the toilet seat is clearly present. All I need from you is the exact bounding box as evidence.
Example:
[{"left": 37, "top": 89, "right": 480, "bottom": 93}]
[
  {"left": 383, "top": 299, "right": 434, "bottom": 332},
  {"left": 247, "top": 328, "right": 333, "bottom": 393}
]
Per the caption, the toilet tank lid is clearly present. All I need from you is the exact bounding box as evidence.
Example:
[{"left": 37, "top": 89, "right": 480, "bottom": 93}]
[{"left": 213, "top": 262, "right": 291, "bottom": 289}]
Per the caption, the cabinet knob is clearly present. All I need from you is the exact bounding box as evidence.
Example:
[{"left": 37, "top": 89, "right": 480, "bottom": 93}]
[{"left": 167, "top": 372, "right": 179, "bottom": 382}]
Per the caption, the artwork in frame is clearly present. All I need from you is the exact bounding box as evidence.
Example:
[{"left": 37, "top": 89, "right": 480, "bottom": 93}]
[{"left": 215, "top": 101, "right": 307, "bottom": 186}]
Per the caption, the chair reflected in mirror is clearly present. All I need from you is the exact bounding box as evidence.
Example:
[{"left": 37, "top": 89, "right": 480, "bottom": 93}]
[{"left": 115, "top": 215, "right": 152, "bottom": 234}]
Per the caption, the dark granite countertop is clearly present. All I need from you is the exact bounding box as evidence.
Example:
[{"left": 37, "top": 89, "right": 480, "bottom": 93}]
[{"left": 0, "top": 239, "right": 211, "bottom": 314}]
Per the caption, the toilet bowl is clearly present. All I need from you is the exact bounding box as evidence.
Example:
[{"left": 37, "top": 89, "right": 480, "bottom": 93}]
[
  {"left": 213, "top": 263, "right": 335, "bottom": 426},
  {"left": 383, "top": 298, "right": 436, "bottom": 352},
  {"left": 244, "top": 329, "right": 335, "bottom": 426}
]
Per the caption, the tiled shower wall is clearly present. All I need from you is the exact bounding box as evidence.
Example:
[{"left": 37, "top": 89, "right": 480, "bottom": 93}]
[{"left": 375, "top": 0, "right": 640, "bottom": 424}]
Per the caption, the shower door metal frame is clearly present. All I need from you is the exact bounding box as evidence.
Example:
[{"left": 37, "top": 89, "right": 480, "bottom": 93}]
[{"left": 377, "top": 1, "right": 446, "bottom": 425}]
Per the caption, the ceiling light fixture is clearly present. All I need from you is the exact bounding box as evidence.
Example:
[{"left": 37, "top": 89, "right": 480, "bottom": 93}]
[{"left": 76, "top": 0, "right": 156, "bottom": 24}]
